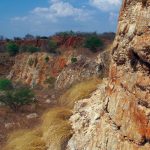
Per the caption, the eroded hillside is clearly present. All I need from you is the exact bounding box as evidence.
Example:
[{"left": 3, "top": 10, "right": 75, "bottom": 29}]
[{"left": 0, "top": 32, "right": 112, "bottom": 149}]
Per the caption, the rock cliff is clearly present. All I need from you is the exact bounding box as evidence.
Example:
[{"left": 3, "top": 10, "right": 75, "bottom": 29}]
[
  {"left": 8, "top": 52, "right": 108, "bottom": 89},
  {"left": 67, "top": 0, "right": 150, "bottom": 150}
]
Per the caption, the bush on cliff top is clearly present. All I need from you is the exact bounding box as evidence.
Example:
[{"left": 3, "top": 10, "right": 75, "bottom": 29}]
[
  {"left": 20, "top": 45, "right": 40, "bottom": 53},
  {"left": 47, "top": 40, "right": 58, "bottom": 53},
  {"left": 6, "top": 42, "right": 19, "bottom": 56},
  {"left": 84, "top": 35, "right": 103, "bottom": 52}
]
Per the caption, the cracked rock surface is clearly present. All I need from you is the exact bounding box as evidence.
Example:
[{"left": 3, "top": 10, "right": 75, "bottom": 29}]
[{"left": 67, "top": 0, "right": 150, "bottom": 150}]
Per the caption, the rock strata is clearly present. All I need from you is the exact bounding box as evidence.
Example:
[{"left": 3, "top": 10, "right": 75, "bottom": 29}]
[
  {"left": 67, "top": 0, "right": 150, "bottom": 150},
  {"left": 9, "top": 51, "right": 109, "bottom": 89}
]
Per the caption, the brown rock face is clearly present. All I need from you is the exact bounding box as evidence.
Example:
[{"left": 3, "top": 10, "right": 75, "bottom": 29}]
[
  {"left": 67, "top": 0, "right": 150, "bottom": 150},
  {"left": 8, "top": 52, "right": 68, "bottom": 87},
  {"left": 8, "top": 52, "right": 107, "bottom": 89}
]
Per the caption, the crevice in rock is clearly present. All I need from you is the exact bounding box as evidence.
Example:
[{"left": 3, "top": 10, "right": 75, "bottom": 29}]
[
  {"left": 129, "top": 50, "right": 139, "bottom": 71},
  {"left": 142, "top": 0, "right": 148, "bottom": 7},
  {"left": 136, "top": 84, "right": 150, "bottom": 92},
  {"left": 130, "top": 49, "right": 150, "bottom": 72},
  {"left": 138, "top": 99, "right": 150, "bottom": 108},
  {"left": 139, "top": 136, "right": 150, "bottom": 146}
]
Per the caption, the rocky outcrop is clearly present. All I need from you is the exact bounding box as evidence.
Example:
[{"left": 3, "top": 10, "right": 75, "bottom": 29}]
[
  {"left": 67, "top": 0, "right": 150, "bottom": 150},
  {"left": 8, "top": 52, "right": 66, "bottom": 87},
  {"left": 55, "top": 51, "right": 110, "bottom": 89},
  {"left": 9, "top": 52, "right": 108, "bottom": 89}
]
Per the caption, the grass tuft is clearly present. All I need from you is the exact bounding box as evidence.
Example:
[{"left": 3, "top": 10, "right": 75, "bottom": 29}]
[
  {"left": 41, "top": 107, "right": 72, "bottom": 150},
  {"left": 3, "top": 78, "right": 100, "bottom": 150},
  {"left": 3, "top": 129, "right": 46, "bottom": 150},
  {"left": 59, "top": 78, "right": 101, "bottom": 108},
  {"left": 3, "top": 108, "right": 72, "bottom": 150}
]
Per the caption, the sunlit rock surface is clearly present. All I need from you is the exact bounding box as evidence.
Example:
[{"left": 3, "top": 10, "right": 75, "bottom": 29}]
[{"left": 67, "top": 0, "right": 150, "bottom": 149}]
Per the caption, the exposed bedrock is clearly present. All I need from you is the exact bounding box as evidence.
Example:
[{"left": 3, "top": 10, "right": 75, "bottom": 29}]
[{"left": 67, "top": 0, "right": 150, "bottom": 150}]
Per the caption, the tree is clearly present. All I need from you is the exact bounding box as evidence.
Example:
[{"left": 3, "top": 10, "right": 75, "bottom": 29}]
[
  {"left": 0, "top": 87, "right": 35, "bottom": 111},
  {"left": 6, "top": 42, "right": 19, "bottom": 56},
  {"left": 14, "top": 37, "right": 22, "bottom": 41},
  {"left": 20, "top": 45, "right": 40, "bottom": 53},
  {"left": 24, "top": 34, "right": 34, "bottom": 40},
  {"left": 0, "top": 79, "right": 13, "bottom": 91},
  {"left": 71, "top": 57, "right": 77, "bottom": 63},
  {"left": 26, "top": 45, "right": 40, "bottom": 53},
  {"left": 84, "top": 36, "right": 103, "bottom": 52},
  {"left": 48, "top": 40, "right": 58, "bottom": 53}
]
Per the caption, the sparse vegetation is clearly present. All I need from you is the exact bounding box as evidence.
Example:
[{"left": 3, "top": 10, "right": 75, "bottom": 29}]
[
  {"left": 28, "top": 58, "right": 34, "bottom": 66},
  {"left": 3, "top": 129, "right": 46, "bottom": 150},
  {"left": 3, "top": 78, "right": 100, "bottom": 149},
  {"left": 59, "top": 78, "right": 101, "bottom": 108},
  {"left": 84, "top": 35, "right": 103, "bottom": 52},
  {"left": 48, "top": 40, "right": 58, "bottom": 53},
  {"left": 6, "top": 42, "right": 19, "bottom": 56},
  {"left": 0, "top": 87, "right": 35, "bottom": 111},
  {"left": 44, "top": 76, "right": 56, "bottom": 88},
  {"left": 4, "top": 108, "right": 72, "bottom": 150},
  {"left": 41, "top": 107, "right": 72, "bottom": 150},
  {"left": 45, "top": 56, "right": 49, "bottom": 63},
  {"left": 26, "top": 45, "right": 40, "bottom": 53},
  {"left": 0, "top": 79, "right": 13, "bottom": 91},
  {"left": 19, "top": 45, "right": 40, "bottom": 53},
  {"left": 1, "top": 31, "right": 113, "bottom": 149},
  {"left": 71, "top": 57, "right": 77, "bottom": 63}
]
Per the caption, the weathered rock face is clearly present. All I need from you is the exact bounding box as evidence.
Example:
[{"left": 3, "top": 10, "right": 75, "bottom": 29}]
[
  {"left": 55, "top": 51, "right": 110, "bottom": 89},
  {"left": 8, "top": 52, "right": 108, "bottom": 89},
  {"left": 67, "top": 0, "right": 150, "bottom": 150},
  {"left": 8, "top": 52, "right": 67, "bottom": 87}
]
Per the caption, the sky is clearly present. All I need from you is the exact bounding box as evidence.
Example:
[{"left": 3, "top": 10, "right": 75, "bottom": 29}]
[{"left": 0, "top": 0, "right": 122, "bottom": 38}]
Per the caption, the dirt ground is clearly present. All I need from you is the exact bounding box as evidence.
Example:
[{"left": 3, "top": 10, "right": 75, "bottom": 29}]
[{"left": 0, "top": 86, "right": 63, "bottom": 147}]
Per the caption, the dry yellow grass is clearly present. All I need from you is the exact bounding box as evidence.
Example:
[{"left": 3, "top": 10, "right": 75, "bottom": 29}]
[
  {"left": 59, "top": 78, "right": 101, "bottom": 108},
  {"left": 41, "top": 107, "right": 72, "bottom": 150},
  {"left": 3, "top": 78, "right": 100, "bottom": 150},
  {"left": 3, "top": 128, "right": 46, "bottom": 150},
  {"left": 3, "top": 108, "right": 72, "bottom": 150}
]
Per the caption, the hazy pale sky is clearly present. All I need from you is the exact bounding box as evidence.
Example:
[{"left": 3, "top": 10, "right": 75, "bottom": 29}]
[{"left": 0, "top": 0, "right": 122, "bottom": 38}]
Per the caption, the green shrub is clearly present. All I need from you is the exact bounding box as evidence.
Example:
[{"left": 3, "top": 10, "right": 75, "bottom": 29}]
[
  {"left": 27, "top": 45, "right": 40, "bottom": 53},
  {"left": 45, "top": 56, "right": 49, "bottom": 63},
  {"left": 6, "top": 42, "right": 19, "bottom": 56},
  {"left": 84, "top": 36, "right": 103, "bottom": 52},
  {"left": 0, "top": 79, "right": 13, "bottom": 91},
  {"left": 19, "top": 45, "right": 28, "bottom": 53},
  {"left": 71, "top": 57, "right": 77, "bottom": 63},
  {"left": 48, "top": 40, "right": 58, "bottom": 53},
  {"left": 28, "top": 58, "right": 34, "bottom": 66},
  {"left": 19, "top": 45, "right": 40, "bottom": 53},
  {"left": 44, "top": 77, "right": 56, "bottom": 88},
  {"left": 0, "top": 87, "right": 35, "bottom": 111}
]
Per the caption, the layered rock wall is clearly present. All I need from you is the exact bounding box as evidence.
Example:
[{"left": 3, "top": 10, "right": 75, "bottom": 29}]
[
  {"left": 67, "top": 0, "right": 150, "bottom": 149},
  {"left": 8, "top": 52, "right": 108, "bottom": 89}
]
